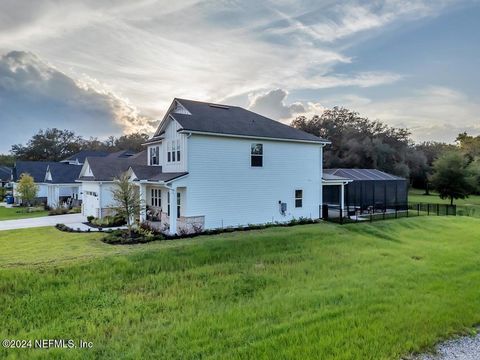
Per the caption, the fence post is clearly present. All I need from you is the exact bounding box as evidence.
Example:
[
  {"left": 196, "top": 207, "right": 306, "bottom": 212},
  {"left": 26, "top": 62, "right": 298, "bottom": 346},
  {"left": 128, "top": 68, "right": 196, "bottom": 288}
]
[
  {"left": 417, "top": 203, "right": 420, "bottom": 216},
  {"left": 340, "top": 207, "right": 343, "bottom": 224},
  {"left": 395, "top": 204, "right": 398, "bottom": 219},
  {"left": 427, "top": 203, "right": 430, "bottom": 216},
  {"left": 437, "top": 204, "right": 440, "bottom": 216}
]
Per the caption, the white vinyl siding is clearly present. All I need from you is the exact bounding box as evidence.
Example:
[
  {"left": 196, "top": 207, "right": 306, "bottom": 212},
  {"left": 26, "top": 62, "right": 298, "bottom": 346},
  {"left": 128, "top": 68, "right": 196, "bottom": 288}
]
[
  {"left": 177, "top": 134, "right": 322, "bottom": 229},
  {"left": 162, "top": 119, "right": 187, "bottom": 173}
]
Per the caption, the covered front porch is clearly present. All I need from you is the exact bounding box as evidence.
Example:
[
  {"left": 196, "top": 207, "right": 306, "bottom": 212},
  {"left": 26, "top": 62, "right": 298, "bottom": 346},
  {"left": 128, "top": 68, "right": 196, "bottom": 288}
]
[
  {"left": 46, "top": 184, "right": 81, "bottom": 208},
  {"left": 136, "top": 183, "right": 204, "bottom": 235}
]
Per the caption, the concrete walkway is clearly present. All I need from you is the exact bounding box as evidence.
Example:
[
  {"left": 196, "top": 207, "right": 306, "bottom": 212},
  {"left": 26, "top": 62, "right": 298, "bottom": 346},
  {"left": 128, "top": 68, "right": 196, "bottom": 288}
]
[{"left": 0, "top": 213, "right": 86, "bottom": 231}]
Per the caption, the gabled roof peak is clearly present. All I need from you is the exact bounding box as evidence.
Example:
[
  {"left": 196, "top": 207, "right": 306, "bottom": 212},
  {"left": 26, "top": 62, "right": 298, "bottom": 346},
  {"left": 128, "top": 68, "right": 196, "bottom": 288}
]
[{"left": 152, "top": 98, "right": 328, "bottom": 144}]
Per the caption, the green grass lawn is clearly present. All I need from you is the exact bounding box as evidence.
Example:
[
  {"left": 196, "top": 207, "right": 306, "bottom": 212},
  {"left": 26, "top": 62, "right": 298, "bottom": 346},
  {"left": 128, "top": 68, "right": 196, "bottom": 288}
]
[
  {"left": 0, "top": 206, "right": 49, "bottom": 221},
  {"left": 1, "top": 217, "right": 480, "bottom": 359},
  {"left": 409, "top": 188, "right": 480, "bottom": 217}
]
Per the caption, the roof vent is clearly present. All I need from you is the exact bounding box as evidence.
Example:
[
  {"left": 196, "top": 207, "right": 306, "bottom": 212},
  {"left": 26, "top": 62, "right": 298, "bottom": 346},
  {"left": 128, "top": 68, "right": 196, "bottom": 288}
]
[{"left": 208, "top": 103, "right": 229, "bottom": 109}]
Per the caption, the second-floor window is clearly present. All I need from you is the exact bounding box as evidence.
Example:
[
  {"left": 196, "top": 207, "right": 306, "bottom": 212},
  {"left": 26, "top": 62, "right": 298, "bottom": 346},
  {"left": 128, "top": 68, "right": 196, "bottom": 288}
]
[
  {"left": 167, "top": 140, "right": 181, "bottom": 163},
  {"left": 251, "top": 143, "right": 263, "bottom": 167},
  {"left": 150, "top": 146, "right": 159, "bottom": 165}
]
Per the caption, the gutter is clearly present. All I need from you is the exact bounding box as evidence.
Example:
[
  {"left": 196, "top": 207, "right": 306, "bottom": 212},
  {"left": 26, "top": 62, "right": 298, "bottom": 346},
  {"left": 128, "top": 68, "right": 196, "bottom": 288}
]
[{"left": 177, "top": 129, "right": 330, "bottom": 145}]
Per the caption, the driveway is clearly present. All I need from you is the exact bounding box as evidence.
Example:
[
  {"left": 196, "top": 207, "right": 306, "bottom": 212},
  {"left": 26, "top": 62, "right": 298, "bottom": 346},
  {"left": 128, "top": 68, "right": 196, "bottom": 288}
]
[{"left": 0, "top": 214, "right": 86, "bottom": 231}]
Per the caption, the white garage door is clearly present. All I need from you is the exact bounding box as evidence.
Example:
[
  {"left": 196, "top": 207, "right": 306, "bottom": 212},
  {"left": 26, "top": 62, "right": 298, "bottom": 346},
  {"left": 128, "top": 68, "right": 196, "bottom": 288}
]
[{"left": 83, "top": 191, "right": 99, "bottom": 218}]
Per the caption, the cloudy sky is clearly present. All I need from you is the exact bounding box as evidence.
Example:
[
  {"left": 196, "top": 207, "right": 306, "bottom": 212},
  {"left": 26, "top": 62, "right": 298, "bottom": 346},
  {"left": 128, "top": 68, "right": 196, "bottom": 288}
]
[{"left": 0, "top": 0, "right": 479, "bottom": 152}]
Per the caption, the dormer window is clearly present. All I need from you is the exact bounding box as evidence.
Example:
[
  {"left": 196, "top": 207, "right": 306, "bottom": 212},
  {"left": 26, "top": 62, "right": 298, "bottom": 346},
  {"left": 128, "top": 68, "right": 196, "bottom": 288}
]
[{"left": 149, "top": 146, "right": 159, "bottom": 165}]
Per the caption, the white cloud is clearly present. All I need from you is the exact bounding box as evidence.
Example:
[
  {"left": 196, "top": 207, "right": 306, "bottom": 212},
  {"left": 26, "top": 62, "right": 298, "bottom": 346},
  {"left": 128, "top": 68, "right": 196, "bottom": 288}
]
[
  {"left": 248, "top": 89, "right": 306, "bottom": 119},
  {"left": 270, "top": 0, "right": 457, "bottom": 43},
  {"left": 0, "top": 50, "right": 155, "bottom": 151},
  {"left": 0, "top": 0, "right": 411, "bottom": 121},
  {"left": 246, "top": 85, "right": 480, "bottom": 144},
  {"left": 0, "top": 0, "right": 475, "bottom": 148},
  {"left": 318, "top": 87, "right": 480, "bottom": 143}
]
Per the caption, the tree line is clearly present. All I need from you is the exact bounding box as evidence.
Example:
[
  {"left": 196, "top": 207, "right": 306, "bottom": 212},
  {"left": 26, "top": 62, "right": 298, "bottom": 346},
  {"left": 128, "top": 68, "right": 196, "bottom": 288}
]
[
  {"left": 0, "top": 128, "right": 150, "bottom": 165},
  {"left": 1, "top": 109, "right": 479, "bottom": 205},
  {"left": 292, "top": 107, "right": 480, "bottom": 204}
]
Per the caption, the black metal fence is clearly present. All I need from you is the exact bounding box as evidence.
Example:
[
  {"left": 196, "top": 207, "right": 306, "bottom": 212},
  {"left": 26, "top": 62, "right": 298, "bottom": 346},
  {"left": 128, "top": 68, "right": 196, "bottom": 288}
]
[{"left": 322, "top": 202, "right": 457, "bottom": 224}]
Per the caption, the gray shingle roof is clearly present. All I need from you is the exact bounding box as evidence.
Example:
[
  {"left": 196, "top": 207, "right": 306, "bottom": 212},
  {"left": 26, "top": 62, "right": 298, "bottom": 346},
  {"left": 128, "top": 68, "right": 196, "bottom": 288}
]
[
  {"left": 80, "top": 150, "right": 147, "bottom": 181},
  {"left": 324, "top": 169, "right": 405, "bottom": 181},
  {"left": 0, "top": 166, "right": 11, "bottom": 182},
  {"left": 46, "top": 163, "right": 82, "bottom": 184},
  {"left": 164, "top": 99, "right": 327, "bottom": 143},
  {"left": 130, "top": 165, "right": 187, "bottom": 182},
  {"left": 63, "top": 150, "right": 111, "bottom": 163},
  {"left": 13, "top": 161, "right": 57, "bottom": 182}
]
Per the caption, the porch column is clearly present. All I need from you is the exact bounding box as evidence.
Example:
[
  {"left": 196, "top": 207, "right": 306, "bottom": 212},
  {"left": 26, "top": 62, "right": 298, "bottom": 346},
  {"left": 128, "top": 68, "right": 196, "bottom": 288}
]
[
  {"left": 340, "top": 183, "right": 345, "bottom": 213},
  {"left": 47, "top": 186, "right": 52, "bottom": 207},
  {"left": 139, "top": 183, "right": 147, "bottom": 222},
  {"left": 169, "top": 187, "right": 177, "bottom": 235}
]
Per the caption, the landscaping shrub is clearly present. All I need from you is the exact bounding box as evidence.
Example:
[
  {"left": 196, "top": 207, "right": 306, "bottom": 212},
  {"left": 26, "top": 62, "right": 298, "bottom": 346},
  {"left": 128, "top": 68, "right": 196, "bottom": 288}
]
[
  {"left": 16, "top": 206, "right": 45, "bottom": 214},
  {"left": 102, "top": 217, "right": 321, "bottom": 245},
  {"left": 56, "top": 223, "right": 74, "bottom": 232},
  {"left": 86, "top": 215, "right": 95, "bottom": 223},
  {"left": 49, "top": 207, "right": 70, "bottom": 216},
  {"left": 90, "top": 214, "right": 126, "bottom": 228},
  {"left": 102, "top": 229, "right": 164, "bottom": 245}
]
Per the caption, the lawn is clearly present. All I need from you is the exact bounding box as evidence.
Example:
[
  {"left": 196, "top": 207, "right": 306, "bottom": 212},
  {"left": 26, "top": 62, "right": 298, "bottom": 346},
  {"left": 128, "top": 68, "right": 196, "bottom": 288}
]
[
  {"left": 1, "top": 217, "right": 480, "bottom": 359},
  {"left": 409, "top": 188, "right": 480, "bottom": 217},
  {"left": 0, "top": 206, "right": 49, "bottom": 221}
]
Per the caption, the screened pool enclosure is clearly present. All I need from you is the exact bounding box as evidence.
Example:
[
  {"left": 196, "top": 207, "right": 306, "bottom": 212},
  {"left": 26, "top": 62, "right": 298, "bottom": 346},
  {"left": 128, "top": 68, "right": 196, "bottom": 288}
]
[{"left": 322, "top": 169, "right": 408, "bottom": 213}]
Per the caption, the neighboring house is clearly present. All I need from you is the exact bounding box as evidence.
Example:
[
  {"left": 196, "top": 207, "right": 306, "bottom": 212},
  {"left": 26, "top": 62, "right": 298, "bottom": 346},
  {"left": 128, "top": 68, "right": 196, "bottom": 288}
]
[
  {"left": 78, "top": 151, "right": 147, "bottom": 218},
  {"left": 12, "top": 151, "right": 133, "bottom": 206},
  {"left": 60, "top": 150, "right": 111, "bottom": 165},
  {"left": 44, "top": 163, "right": 83, "bottom": 207},
  {"left": 13, "top": 161, "right": 57, "bottom": 204},
  {"left": 79, "top": 98, "right": 329, "bottom": 234},
  {"left": 323, "top": 169, "right": 408, "bottom": 212},
  {"left": 0, "top": 166, "right": 12, "bottom": 189}
]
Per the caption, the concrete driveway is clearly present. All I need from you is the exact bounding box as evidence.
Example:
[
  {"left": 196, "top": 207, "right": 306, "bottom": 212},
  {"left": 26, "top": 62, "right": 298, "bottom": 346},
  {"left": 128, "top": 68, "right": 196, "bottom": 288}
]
[{"left": 0, "top": 213, "right": 86, "bottom": 231}]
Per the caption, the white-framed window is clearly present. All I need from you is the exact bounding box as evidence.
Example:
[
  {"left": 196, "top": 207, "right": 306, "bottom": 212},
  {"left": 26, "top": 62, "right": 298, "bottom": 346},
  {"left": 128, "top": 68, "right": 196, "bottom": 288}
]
[
  {"left": 251, "top": 143, "right": 263, "bottom": 167},
  {"left": 151, "top": 188, "right": 161, "bottom": 207},
  {"left": 176, "top": 139, "right": 181, "bottom": 162},
  {"left": 295, "top": 189, "right": 303, "bottom": 208},
  {"left": 85, "top": 191, "right": 97, "bottom": 197},
  {"left": 167, "top": 140, "right": 181, "bottom": 163},
  {"left": 149, "top": 146, "right": 159, "bottom": 165}
]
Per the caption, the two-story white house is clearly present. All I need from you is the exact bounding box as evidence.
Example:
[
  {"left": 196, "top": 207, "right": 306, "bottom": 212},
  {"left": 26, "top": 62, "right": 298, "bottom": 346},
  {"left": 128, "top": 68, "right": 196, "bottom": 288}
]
[{"left": 79, "top": 98, "right": 329, "bottom": 234}]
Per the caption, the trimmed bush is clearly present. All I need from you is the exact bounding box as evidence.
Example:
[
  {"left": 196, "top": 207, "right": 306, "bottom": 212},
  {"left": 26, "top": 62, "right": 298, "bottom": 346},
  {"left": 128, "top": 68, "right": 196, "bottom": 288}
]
[
  {"left": 49, "top": 207, "right": 70, "bottom": 216},
  {"left": 90, "top": 214, "right": 126, "bottom": 228}
]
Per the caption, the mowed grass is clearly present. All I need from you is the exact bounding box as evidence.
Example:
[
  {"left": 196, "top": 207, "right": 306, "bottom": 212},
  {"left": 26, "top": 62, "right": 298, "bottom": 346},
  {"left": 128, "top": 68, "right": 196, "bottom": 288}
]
[
  {"left": 0, "top": 227, "right": 211, "bottom": 267},
  {"left": 409, "top": 188, "right": 480, "bottom": 217},
  {"left": 0, "top": 206, "right": 49, "bottom": 221},
  {"left": 1, "top": 217, "right": 480, "bottom": 359}
]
